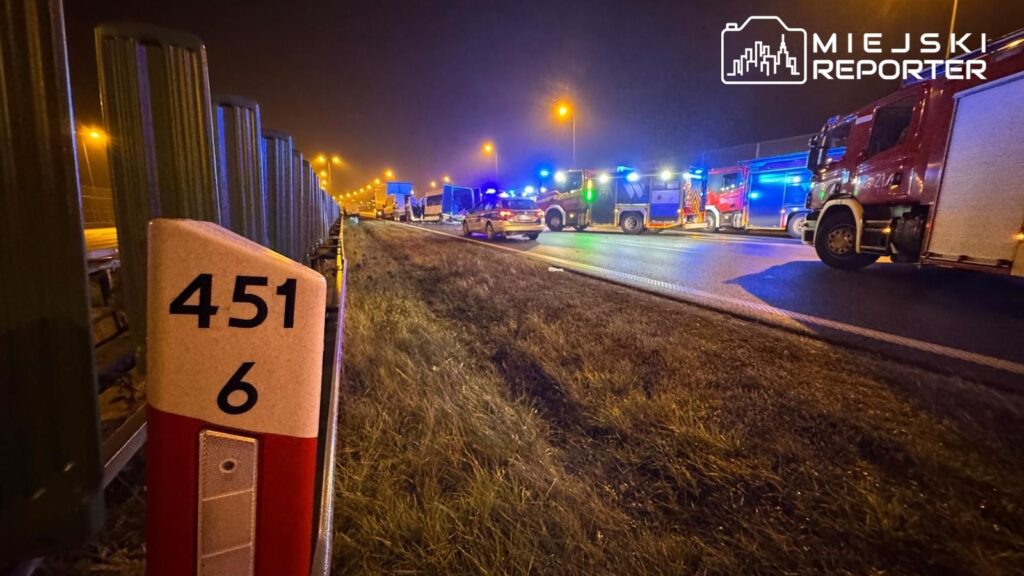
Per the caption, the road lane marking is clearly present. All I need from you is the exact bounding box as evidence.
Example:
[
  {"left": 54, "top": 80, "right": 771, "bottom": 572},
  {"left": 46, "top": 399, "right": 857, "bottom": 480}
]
[{"left": 397, "top": 222, "right": 1024, "bottom": 376}]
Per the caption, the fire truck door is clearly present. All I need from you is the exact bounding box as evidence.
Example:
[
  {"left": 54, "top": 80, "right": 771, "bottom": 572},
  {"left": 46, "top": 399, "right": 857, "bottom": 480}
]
[{"left": 747, "top": 169, "right": 788, "bottom": 228}]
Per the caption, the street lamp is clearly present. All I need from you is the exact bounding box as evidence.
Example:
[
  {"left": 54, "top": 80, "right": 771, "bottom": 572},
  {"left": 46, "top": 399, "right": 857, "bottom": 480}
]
[
  {"left": 79, "top": 126, "right": 107, "bottom": 189},
  {"left": 442, "top": 175, "right": 451, "bottom": 184},
  {"left": 384, "top": 169, "right": 394, "bottom": 179},
  {"left": 482, "top": 142, "right": 498, "bottom": 180},
  {"left": 430, "top": 180, "right": 437, "bottom": 188},
  {"left": 314, "top": 153, "right": 344, "bottom": 193},
  {"left": 554, "top": 100, "right": 576, "bottom": 168}
]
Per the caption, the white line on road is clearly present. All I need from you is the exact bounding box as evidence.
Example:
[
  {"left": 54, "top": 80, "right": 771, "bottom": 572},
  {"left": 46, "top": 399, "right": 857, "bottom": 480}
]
[{"left": 397, "top": 222, "right": 1024, "bottom": 376}]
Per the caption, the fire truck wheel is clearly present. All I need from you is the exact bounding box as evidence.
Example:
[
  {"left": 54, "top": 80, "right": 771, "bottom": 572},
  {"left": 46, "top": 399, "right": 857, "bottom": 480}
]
[
  {"left": 525, "top": 232, "right": 540, "bottom": 241},
  {"left": 787, "top": 213, "right": 807, "bottom": 239},
  {"left": 620, "top": 213, "right": 644, "bottom": 234},
  {"left": 705, "top": 212, "right": 718, "bottom": 232},
  {"left": 546, "top": 211, "right": 564, "bottom": 232},
  {"left": 573, "top": 225, "right": 587, "bottom": 232},
  {"left": 462, "top": 221, "right": 471, "bottom": 237},
  {"left": 814, "top": 212, "right": 880, "bottom": 270},
  {"left": 486, "top": 223, "right": 497, "bottom": 241}
]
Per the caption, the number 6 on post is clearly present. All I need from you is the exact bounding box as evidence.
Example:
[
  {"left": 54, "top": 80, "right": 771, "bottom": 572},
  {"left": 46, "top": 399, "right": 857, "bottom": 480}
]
[{"left": 146, "top": 219, "right": 326, "bottom": 576}]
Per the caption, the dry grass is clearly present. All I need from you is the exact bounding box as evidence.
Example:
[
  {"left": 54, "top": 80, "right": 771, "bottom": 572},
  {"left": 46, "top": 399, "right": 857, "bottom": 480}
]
[{"left": 333, "top": 221, "right": 1024, "bottom": 575}]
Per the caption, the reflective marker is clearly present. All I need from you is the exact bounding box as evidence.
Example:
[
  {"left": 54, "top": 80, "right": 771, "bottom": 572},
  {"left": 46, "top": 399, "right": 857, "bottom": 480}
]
[{"left": 147, "top": 219, "right": 326, "bottom": 575}]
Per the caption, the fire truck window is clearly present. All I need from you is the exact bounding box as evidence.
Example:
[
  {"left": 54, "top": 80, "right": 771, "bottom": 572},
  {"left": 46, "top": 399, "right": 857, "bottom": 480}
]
[
  {"left": 826, "top": 120, "right": 852, "bottom": 150},
  {"left": 566, "top": 171, "right": 584, "bottom": 190},
  {"left": 722, "top": 172, "right": 741, "bottom": 191},
  {"left": 866, "top": 98, "right": 915, "bottom": 157},
  {"left": 426, "top": 195, "right": 442, "bottom": 206}
]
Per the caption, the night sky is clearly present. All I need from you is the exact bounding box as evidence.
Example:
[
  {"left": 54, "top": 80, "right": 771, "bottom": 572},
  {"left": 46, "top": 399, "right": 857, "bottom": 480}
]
[{"left": 65, "top": 0, "right": 1024, "bottom": 192}]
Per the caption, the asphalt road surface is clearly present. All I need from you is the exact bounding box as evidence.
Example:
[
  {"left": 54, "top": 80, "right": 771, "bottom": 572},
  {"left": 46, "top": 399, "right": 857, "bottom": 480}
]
[{"left": 407, "top": 221, "right": 1024, "bottom": 385}]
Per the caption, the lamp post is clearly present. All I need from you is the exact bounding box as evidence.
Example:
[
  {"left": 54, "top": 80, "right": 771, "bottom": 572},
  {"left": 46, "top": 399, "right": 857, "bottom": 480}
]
[
  {"left": 946, "top": 0, "right": 960, "bottom": 59},
  {"left": 482, "top": 143, "right": 498, "bottom": 181},
  {"left": 555, "top": 101, "right": 576, "bottom": 168},
  {"left": 314, "top": 154, "right": 342, "bottom": 193},
  {"left": 79, "top": 126, "right": 107, "bottom": 189}
]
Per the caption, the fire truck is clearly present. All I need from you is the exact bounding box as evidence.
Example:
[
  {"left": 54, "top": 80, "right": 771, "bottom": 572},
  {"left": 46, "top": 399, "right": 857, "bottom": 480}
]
[
  {"left": 804, "top": 29, "right": 1024, "bottom": 275},
  {"left": 704, "top": 151, "right": 834, "bottom": 239},
  {"left": 536, "top": 169, "right": 684, "bottom": 234}
]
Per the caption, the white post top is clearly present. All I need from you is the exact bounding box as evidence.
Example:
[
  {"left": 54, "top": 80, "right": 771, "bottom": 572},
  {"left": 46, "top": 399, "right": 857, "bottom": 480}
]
[{"left": 147, "top": 219, "right": 327, "bottom": 439}]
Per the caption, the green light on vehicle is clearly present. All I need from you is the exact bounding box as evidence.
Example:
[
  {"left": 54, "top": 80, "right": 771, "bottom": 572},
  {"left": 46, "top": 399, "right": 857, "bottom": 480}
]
[{"left": 584, "top": 179, "right": 596, "bottom": 203}]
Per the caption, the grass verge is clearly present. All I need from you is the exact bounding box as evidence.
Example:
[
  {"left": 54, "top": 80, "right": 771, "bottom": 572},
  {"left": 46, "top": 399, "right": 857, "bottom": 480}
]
[{"left": 333, "top": 220, "right": 1024, "bottom": 575}]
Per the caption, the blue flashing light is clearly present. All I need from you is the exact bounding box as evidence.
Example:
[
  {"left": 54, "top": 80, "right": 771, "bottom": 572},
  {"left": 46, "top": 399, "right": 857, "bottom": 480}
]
[
  {"left": 524, "top": 185, "right": 535, "bottom": 194},
  {"left": 615, "top": 165, "right": 633, "bottom": 173},
  {"left": 626, "top": 172, "right": 640, "bottom": 183},
  {"left": 486, "top": 188, "right": 497, "bottom": 194},
  {"left": 539, "top": 169, "right": 551, "bottom": 178},
  {"left": 693, "top": 168, "right": 704, "bottom": 175},
  {"left": 498, "top": 192, "right": 510, "bottom": 198},
  {"left": 749, "top": 191, "right": 762, "bottom": 200}
]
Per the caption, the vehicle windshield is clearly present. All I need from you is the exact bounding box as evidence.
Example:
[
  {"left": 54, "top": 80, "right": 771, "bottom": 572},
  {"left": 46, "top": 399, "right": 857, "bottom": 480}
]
[{"left": 501, "top": 198, "right": 537, "bottom": 210}]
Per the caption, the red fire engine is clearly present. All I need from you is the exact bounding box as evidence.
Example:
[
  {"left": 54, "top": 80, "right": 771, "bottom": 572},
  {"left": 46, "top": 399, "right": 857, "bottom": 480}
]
[{"left": 804, "top": 29, "right": 1024, "bottom": 275}]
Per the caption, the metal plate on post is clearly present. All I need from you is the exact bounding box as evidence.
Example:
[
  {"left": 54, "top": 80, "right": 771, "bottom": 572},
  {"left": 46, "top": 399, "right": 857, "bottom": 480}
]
[{"left": 198, "top": 430, "right": 258, "bottom": 576}]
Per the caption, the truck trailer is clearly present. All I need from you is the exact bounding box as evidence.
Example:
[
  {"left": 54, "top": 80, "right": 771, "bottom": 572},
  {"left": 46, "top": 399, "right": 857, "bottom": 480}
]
[
  {"left": 804, "top": 28, "right": 1024, "bottom": 275},
  {"left": 536, "top": 169, "right": 685, "bottom": 234}
]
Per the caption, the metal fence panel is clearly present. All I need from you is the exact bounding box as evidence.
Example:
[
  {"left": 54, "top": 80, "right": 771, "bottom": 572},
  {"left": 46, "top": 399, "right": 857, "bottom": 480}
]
[
  {"left": 214, "top": 96, "right": 268, "bottom": 246},
  {"left": 262, "top": 130, "right": 294, "bottom": 258},
  {"left": 0, "top": 0, "right": 103, "bottom": 564},
  {"left": 95, "top": 23, "right": 221, "bottom": 366}
]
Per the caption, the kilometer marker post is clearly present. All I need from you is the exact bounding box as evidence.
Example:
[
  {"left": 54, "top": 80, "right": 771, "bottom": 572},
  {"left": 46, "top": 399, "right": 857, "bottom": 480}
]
[{"left": 146, "top": 219, "right": 326, "bottom": 575}]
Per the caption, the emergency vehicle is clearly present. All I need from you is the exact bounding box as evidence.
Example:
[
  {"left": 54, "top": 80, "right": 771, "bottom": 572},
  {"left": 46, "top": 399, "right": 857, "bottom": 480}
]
[
  {"left": 804, "top": 28, "right": 1024, "bottom": 275},
  {"left": 704, "top": 151, "right": 840, "bottom": 238},
  {"left": 536, "top": 169, "right": 684, "bottom": 234}
]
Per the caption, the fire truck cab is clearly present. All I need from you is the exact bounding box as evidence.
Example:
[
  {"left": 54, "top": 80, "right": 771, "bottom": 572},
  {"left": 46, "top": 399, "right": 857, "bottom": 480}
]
[{"left": 804, "top": 29, "right": 1024, "bottom": 275}]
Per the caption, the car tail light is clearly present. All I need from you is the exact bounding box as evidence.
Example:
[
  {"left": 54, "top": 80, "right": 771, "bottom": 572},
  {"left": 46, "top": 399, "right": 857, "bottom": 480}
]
[{"left": 499, "top": 210, "right": 513, "bottom": 219}]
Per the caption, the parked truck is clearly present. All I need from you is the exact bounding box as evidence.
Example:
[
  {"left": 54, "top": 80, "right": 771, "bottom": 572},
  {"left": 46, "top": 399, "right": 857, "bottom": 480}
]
[
  {"left": 421, "top": 183, "right": 477, "bottom": 222},
  {"left": 804, "top": 29, "right": 1024, "bottom": 275},
  {"left": 536, "top": 169, "right": 684, "bottom": 234},
  {"left": 381, "top": 181, "right": 413, "bottom": 221}
]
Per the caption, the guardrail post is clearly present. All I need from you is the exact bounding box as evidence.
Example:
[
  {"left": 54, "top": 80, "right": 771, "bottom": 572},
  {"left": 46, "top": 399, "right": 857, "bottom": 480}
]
[
  {"left": 214, "top": 96, "right": 268, "bottom": 246},
  {"left": 0, "top": 0, "right": 103, "bottom": 565},
  {"left": 95, "top": 23, "right": 221, "bottom": 368},
  {"left": 262, "top": 130, "right": 294, "bottom": 259}
]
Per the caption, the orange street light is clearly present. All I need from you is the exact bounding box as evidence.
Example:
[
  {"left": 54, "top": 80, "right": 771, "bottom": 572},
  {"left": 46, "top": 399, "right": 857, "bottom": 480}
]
[
  {"left": 482, "top": 143, "right": 498, "bottom": 180},
  {"left": 554, "top": 100, "right": 577, "bottom": 168}
]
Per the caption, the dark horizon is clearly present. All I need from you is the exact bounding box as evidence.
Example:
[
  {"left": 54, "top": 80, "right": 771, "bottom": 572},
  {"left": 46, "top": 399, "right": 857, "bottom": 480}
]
[{"left": 65, "top": 0, "right": 1024, "bottom": 192}]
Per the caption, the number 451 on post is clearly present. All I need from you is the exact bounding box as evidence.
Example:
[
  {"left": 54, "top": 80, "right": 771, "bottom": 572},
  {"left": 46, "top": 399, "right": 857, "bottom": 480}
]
[{"left": 145, "top": 219, "right": 326, "bottom": 576}]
